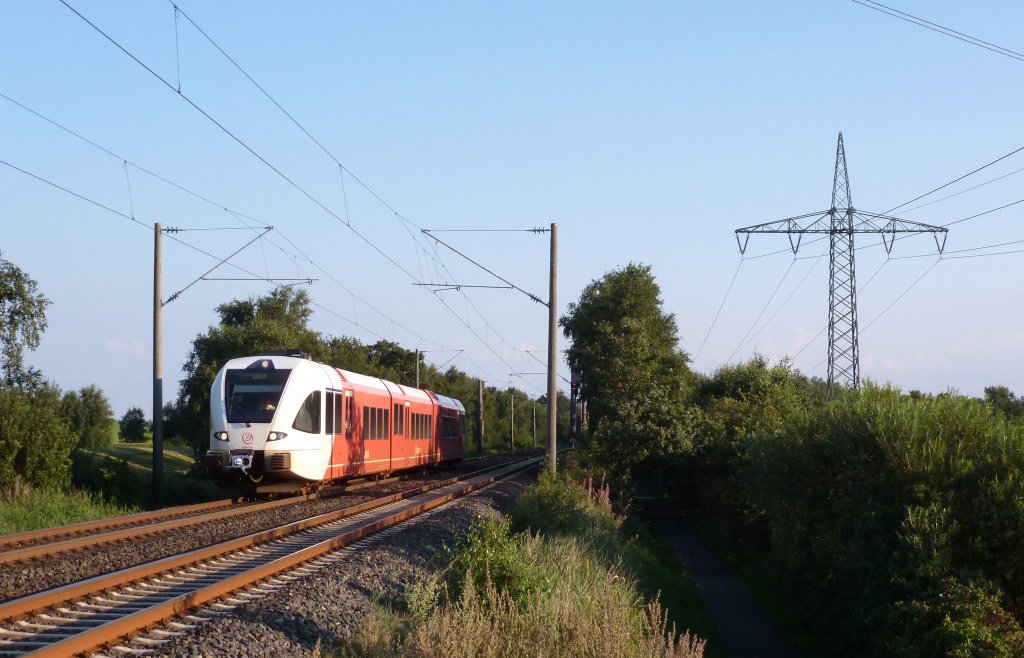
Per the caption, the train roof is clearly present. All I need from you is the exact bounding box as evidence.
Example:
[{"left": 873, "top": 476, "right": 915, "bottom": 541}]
[
  {"left": 221, "top": 354, "right": 461, "bottom": 407},
  {"left": 433, "top": 393, "right": 465, "bottom": 413}
]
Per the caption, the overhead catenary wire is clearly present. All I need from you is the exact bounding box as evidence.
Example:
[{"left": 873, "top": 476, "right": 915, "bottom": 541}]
[
  {"left": 0, "top": 157, "right": 402, "bottom": 341},
  {"left": 59, "top": 0, "right": 420, "bottom": 283},
  {"left": 60, "top": 2, "right": 545, "bottom": 387},
  {"left": 169, "top": 0, "right": 542, "bottom": 366},
  {"left": 0, "top": 90, "right": 452, "bottom": 351}
]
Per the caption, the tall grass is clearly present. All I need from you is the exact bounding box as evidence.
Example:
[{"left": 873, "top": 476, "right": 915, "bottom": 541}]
[
  {"left": 687, "top": 375, "right": 1024, "bottom": 657},
  {"left": 337, "top": 472, "right": 708, "bottom": 658},
  {"left": 0, "top": 480, "right": 138, "bottom": 534}
]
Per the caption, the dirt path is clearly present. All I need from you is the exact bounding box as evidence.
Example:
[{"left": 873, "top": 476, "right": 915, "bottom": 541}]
[{"left": 655, "top": 513, "right": 796, "bottom": 658}]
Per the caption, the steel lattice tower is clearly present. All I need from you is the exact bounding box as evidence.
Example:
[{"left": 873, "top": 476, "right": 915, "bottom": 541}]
[{"left": 735, "top": 133, "right": 948, "bottom": 398}]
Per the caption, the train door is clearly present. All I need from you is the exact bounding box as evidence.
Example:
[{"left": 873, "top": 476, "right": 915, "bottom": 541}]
[
  {"left": 346, "top": 391, "right": 362, "bottom": 475},
  {"left": 325, "top": 390, "right": 344, "bottom": 480}
]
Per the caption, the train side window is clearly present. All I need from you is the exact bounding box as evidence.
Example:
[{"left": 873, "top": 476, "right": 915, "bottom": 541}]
[
  {"left": 384, "top": 408, "right": 390, "bottom": 439},
  {"left": 362, "top": 406, "right": 371, "bottom": 439},
  {"left": 393, "top": 404, "right": 403, "bottom": 435},
  {"left": 325, "top": 392, "right": 335, "bottom": 435},
  {"left": 333, "top": 393, "right": 343, "bottom": 436},
  {"left": 292, "top": 391, "right": 321, "bottom": 434}
]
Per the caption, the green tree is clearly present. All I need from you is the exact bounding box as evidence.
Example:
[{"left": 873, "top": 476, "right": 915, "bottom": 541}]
[
  {"left": 0, "top": 383, "right": 74, "bottom": 490},
  {"left": 177, "top": 287, "right": 326, "bottom": 458},
  {"left": 119, "top": 406, "right": 148, "bottom": 442},
  {"left": 62, "top": 385, "right": 116, "bottom": 448},
  {"left": 984, "top": 385, "right": 1024, "bottom": 419},
  {"left": 559, "top": 263, "right": 695, "bottom": 479},
  {"left": 0, "top": 251, "right": 50, "bottom": 386}
]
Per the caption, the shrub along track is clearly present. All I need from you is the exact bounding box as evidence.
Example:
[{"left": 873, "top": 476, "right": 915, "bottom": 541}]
[
  {"left": 0, "top": 456, "right": 538, "bottom": 657},
  {"left": 0, "top": 454, "right": 517, "bottom": 602}
]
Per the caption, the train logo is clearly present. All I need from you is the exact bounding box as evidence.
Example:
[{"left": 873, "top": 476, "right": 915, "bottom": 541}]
[{"left": 242, "top": 433, "right": 253, "bottom": 444}]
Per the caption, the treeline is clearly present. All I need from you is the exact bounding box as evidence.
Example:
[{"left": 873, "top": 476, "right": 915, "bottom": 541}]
[
  {"left": 0, "top": 252, "right": 130, "bottom": 492},
  {"left": 169, "top": 287, "right": 568, "bottom": 463},
  {"left": 563, "top": 263, "right": 1024, "bottom": 657}
]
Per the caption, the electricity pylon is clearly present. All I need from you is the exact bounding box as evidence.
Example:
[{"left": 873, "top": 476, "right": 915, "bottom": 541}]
[{"left": 735, "top": 133, "right": 948, "bottom": 398}]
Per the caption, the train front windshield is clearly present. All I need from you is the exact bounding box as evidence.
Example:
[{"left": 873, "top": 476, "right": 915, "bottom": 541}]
[{"left": 225, "top": 368, "right": 292, "bottom": 424}]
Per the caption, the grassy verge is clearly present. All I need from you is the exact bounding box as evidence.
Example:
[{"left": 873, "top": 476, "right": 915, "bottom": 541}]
[
  {"left": 335, "top": 470, "right": 711, "bottom": 657},
  {"left": 0, "top": 485, "right": 138, "bottom": 534},
  {"left": 72, "top": 442, "right": 225, "bottom": 509}
]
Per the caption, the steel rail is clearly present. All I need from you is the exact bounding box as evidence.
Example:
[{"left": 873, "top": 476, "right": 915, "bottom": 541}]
[
  {"left": 2, "top": 457, "right": 537, "bottom": 657},
  {"left": 0, "top": 456, "right": 529, "bottom": 624},
  {"left": 0, "top": 455, "right": 503, "bottom": 563},
  {"left": 0, "top": 498, "right": 237, "bottom": 551},
  {"left": 0, "top": 452, "right": 503, "bottom": 556}
]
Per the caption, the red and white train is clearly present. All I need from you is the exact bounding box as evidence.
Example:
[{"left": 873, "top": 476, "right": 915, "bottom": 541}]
[{"left": 204, "top": 352, "right": 465, "bottom": 484}]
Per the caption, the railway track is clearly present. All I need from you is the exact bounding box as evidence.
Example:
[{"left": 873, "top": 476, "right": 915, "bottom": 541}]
[
  {"left": 0, "top": 455, "right": 537, "bottom": 657},
  {"left": 0, "top": 453, "right": 507, "bottom": 568}
]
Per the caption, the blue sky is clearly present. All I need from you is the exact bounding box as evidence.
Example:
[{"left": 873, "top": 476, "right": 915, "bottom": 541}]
[{"left": 2, "top": 1, "right": 1023, "bottom": 415}]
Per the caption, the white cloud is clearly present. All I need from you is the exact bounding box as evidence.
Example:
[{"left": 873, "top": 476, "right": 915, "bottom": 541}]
[{"left": 104, "top": 339, "right": 145, "bottom": 358}]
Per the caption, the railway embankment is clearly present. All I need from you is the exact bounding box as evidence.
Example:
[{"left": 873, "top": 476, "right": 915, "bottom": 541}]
[{"left": 143, "top": 467, "right": 710, "bottom": 657}]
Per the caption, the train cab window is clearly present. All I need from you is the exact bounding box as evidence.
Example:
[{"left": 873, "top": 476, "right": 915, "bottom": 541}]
[{"left": 292, "top": 391, "right": 321, "bottom": 434}]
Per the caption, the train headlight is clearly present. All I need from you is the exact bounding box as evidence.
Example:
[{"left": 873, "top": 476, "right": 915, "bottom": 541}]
[
  {"left": 267, "top": 431, "right": 288, "bottom": 442},
  {"left": 213, "top": 431, "right": 229, "bottom": 442}
]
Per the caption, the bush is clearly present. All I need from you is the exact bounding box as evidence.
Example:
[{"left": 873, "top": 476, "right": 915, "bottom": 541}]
[
  {"left": 344, "top": 526, "right": 704, "bottom": 658},
  {"left": 0, "top": 383, "right": 75, "bottom": 491},
  {"left": 683, "top": 380, "right": 1024, "bottom": 656},
  {"left": 444, "top": 516, "right": 546, "bottom": 608}
]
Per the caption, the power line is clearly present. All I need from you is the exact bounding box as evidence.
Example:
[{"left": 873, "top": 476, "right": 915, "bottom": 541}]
[
  {"left": 900, "top": 165, "right": 1024, "bottom": 214},
  {"left": 740, "top": 144, "right": 1024, "bottom": 260},
  {"left": 726, "top": 259, "right": 795, "bottom": 364},
  {"left": 732, "top": 255, "right": 825, "bottom": 360},
  {"left": 789, "top": 254, "right": 889, "bottom": 363},
  {"left": 807, "top": 257, "right": 943, "bottom": 373},
  {"left": 885, "top": 146, "right": 1024, "bottom": 214},
  {"left": 849, "top": 0, "right": 1024, "bottom": 64},
  {"left": 694, "top": 258, "right": 744, "bottom": 360}
]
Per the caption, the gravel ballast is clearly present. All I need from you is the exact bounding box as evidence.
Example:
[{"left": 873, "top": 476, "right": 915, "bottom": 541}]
[
  {"left": 0, "top": 456, "right": 519, "bottom": 603},
  {"left": 146, "top": 471, "right": 535, "bottom": 657}
]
